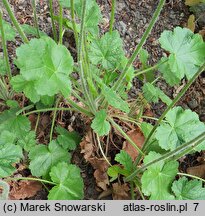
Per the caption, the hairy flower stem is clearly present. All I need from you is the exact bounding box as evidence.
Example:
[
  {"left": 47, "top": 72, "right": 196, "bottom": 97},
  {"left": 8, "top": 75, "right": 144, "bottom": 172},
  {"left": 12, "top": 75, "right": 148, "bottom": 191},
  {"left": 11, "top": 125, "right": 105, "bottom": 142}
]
[
  {"left": 49, "top": 97, "right": 61, "bottom": 142},
  {"left": 2, "top": 0, "right": 28, "bottom": 43},
  {"left": 109, "top": 0, "right": 116, "bottom": 33},
  {"left": 126, "top": 131, "right": 205, "bottom": 182},
  {"left": 78, "top": 0, "right": 96, "bottom": 114},
  {"left": 96, "top": 134, "right": 111, "bottom": 166},
  {"left": 113, "top": 0, "right": 165, "bottom": 92},
  {"left": 35, "top": 113, "right": 40, "bottom": 132},
  {"left": 31, "top": 0, "right": 40, "bottom": 38},
  {"left": 177, "top": 173, "right": 205, "bottom": 183},
  {"left": 0, "top": 78, "right": 9, "bottom": 100},
  {"left": 134, "top": 62, "right": 205, "bottom": 167},
  {"left": 0, "top": 10, "right": 11, "bottom": 80},
  {"left": 59, "top": 4, "right": 63, "bottom": 44},
  {"left": 70, "top": 0, "right": 78, "bottom": 46},
  {"left": 16, "top": 104, "right": 34, "bottom": 115},
  {"left": 22, "top": 103, "right": 92, "bottom": 117},
  {"left": 24, "top": 107, "right": 75, "bottom": 116},
  {"left": 48, "top": 0, "right": 57, "bottom": 42},
  {"left": 134, "top": 59, "right": 167, "bottom": 77},
  {"left": 67, "top": 97, "right": 93, "bottom": 117},
  {"left": 5, "top": 177, "right": 56, "bottom": 186}
]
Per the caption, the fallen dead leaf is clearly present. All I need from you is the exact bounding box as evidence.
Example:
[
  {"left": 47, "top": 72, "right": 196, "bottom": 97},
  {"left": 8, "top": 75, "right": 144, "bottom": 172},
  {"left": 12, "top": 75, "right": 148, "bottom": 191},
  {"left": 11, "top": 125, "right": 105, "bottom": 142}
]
[
  {"left": 88, "top": 157, "right": 109, "bottom": 191},
  {"left": 98, "top": 189, "right": 112, "bottom": 199},
  {"left": 80, "top": 131, "right": 95, "bottom": 161},
  {"left": 122, "top": 128, "right": 145, "bottom": 161},
  {"left": 187, "top": 164, "right": 205, "bottom": 179},
  {"left": 143, "top": 108, "right": 154, "bottom": 117},
  {"left": 187, "top": 15, "right": 195, "bottom": 32},
  {"left": 112, "top": 183, "right": 130, "bottom": 200},
  {"left": 185, "top": 0, "right": 202, "bottom": 6},
  {"left": 9, "top": 178, "right": 42, "bottom": 200},
  {"left": 40, "top": 115, "right": 50, "bottom": 129},
  {"left": 28, "top": 114, "right": 37, "bottom": 130}
]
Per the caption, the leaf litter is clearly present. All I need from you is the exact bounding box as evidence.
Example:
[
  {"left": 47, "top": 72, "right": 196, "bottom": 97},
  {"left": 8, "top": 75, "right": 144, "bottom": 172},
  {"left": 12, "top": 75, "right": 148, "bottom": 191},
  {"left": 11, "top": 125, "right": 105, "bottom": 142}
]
[{"left": 9, "top": 178, "right": 42, "bottom": 200}]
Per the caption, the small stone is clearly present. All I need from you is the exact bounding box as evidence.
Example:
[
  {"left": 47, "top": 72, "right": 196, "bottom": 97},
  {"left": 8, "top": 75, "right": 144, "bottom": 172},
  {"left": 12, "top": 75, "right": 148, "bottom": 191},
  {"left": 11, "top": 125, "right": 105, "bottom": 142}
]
[
  {"left": 119, "top": 21, "right": 127, "bottom": 35},
  {"left": 188, "top": 98, "right": 198, "bottom": 109}
]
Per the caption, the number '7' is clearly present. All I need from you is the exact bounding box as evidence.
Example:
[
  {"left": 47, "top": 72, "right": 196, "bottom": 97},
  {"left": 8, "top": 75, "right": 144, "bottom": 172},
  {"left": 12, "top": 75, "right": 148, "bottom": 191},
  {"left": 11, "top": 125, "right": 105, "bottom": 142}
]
[{"left": 193, "top": 203, "right": 199, "bottom": 211}]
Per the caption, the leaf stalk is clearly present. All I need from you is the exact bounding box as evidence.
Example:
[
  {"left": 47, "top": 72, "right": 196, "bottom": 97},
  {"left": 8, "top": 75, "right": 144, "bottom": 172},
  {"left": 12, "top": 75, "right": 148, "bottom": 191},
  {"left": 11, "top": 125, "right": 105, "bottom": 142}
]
[
  {"left": 2, "top": 0, "right": 29, "bottom": 43},
  {"left": 31, "top": 0, "right": 40, "bottom": 38},
  {"left": 134, "top": 62, "right": 205, "bottom": 167},
  {"left": 109, "top": 0, "right": 116, "bottom": 33},
  {"left": 113, "top": 0, "right": 166, "bottom": 92},
  {"left": 126, "top": 131, "right": 205, "bottom": 182},
  {"left": 48, "top": 0, "right": 57, "bottom": 42},
  {"left": 0, "top": 9, "right": 11, "bottom": 80}
]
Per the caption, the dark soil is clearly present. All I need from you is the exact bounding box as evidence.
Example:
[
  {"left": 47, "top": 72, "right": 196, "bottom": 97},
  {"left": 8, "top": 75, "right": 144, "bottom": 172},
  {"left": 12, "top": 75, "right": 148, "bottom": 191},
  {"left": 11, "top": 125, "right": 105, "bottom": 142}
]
[{"left": 1, "top": 0, "right": 205, "bottom": 200}]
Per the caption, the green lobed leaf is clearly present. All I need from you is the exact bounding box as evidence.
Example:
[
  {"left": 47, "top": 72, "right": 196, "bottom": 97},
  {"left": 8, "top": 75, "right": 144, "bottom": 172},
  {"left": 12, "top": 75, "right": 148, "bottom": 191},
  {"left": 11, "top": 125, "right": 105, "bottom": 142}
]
[
  {"left": 157, "top": 88, "right": 172, "bottom": 106},
  {"left": 159, "top": 27, "right": 205, "bottom": 85},
  {"left": 0, "top": 180, "right": 10, "bottom": 200},
  {"left": 40, "top": 95, "right": 55, "bottom": 106},
  {"left": 94, "top": 71, "right": 130, "bottom": 112},
  {"left": 89, "top": 31, "right": 125, "bottom": 70},
  {"left": 0, "top": 130, "right": 16, "bottom": 145},
  {"left": 21, "top": 24, "right": 47, "bottom": 37},
  {"left": 17, "top": 131, "right": 36, "bottom": 152},
  {"left": 48, "top": 162, "right": 84, "bottom": 200},
  {"left": 139, "top": 49, "right": 149, "bottom": 67},
  {"left": 120, "top": 57, "right": 135, "bottom": 90},
  {"left": 11, "top": 37, "right": 74, "bottom": 103},
  {"left": 115, "top": 150, "right": 133, "bottom": 173},
  {"left": 59, "top": 0, "right": 101, "bottom": 35},
  {"left": 0, "top": 143, "right": 23, "bottom": 178},
  {"left": 35, "top": 95, "right": 55, "bottom": 110},
  {"left": 142, "top": 83, "right": 160, "bottom": 103},
  {"left": 107, "top": 165, "right": 125, "bottom": 182},
  {"left": 141, "top": 122, "right": 165, "bottom": 154},
  {"left": 142, "top": 82, "right": 172, "bottom": 105},
  {"left": 11, "top": 75, "right": 40, "bottom": 103},
  {"left": 0, "top": 108, "right": 31, "bottom": 138},
  {"left": 158, "top": 57, "right": 181, "bottom": 86},
  {"left": 6, "top": 100, "right": 19, "bottom": 108},
  {"left": 172, "top": 177, "right": 205, "bottom": 200},
  {"left": 141, "top": 151, "right": 178, "bottom": 200},
  {"left": 29, "top": 140, "right": 71, "bottom": 177},
  {"left": 91, "top": 109, "right": 111, "bottom": 136},
  {"left": 56, "top": 126, "right": 81, "bottom": 150},
  {"left": 102, "top": 85, "right": 130, "bottom": 113},
  {"left": 138, "top": 49, "right": 155, "bottom": 82},
  {"left": 155, "top": 106, "right": 205, "bottom": 151},
  {"left": 0, "top": 20, "right": 16, "bottom": 41}
]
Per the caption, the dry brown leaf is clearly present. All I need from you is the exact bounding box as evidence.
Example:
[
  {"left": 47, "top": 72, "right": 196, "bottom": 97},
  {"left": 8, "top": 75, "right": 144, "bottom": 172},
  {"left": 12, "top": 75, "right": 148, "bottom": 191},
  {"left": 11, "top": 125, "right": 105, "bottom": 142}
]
[
  {"left": 80, "top": 131, "right": 95, "bottom": 161},
  {"left": 112, "top": 183, "right": 130, "bottom": 200},
  {"left": 143, "top": 109, "right": 154, "bottom": 117},
  {"left": 187, "top": 164, "right": 205, "bottom": 179},
  {"left": 185, "top": 0, "right": 202, "bottom": 6},
  {"left": 40, "top": 115, "right": 50, "bottom": 129},
  {"left": 98, "top": 189, "right": 112, "bottom": 199},
  {"left": 122, "top": 128, "right": 145, "bottom": 161},
  {"left": 187, "top": 15, "right": 195, "bottom": 32},
  {"left": 9, "top": 179, "right": 42, "bottom": 200},
  {"left": 28, "top": 114, "right": 37, "bottom": 130},
  {"left": 88, "top": 157, "right": 109, "bottom": 191}
]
